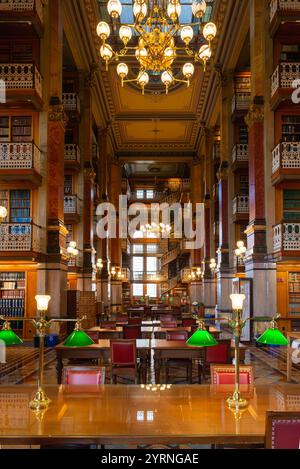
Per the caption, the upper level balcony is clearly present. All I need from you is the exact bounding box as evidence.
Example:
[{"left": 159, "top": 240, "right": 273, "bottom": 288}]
[
  {"left": 232, "top": 144, "right": 249, "bottom": 170},
  {"left": 272, "top": 142, "right": 300, "bottom": 184},
  {"left": 0, "top": 0, "right": 44, "bottom": 36},
  {"left": 273, "top": 222, "right": 300, "bottom": 257},
  {"left": 271, "top": 62, "right": 300, "bottom": 109},
  {"left": 270, "top": 0, "right": 300, "bottom": 36},
  {"left": 231, "top": 92, "right": 251, "bottom": 117},
  {"left": 64, "top": 195, "right": 81, "bottom": 223},
  {"left": 64, "top": 144, "right": 81, "bottom": 172},
  {"left": 232, "top": 195, "right": 249, "bottom": 222},
  {"left": 0, "top": 142, "right": 42, "bottom": 186},
  {"left": 132, "top": 271, "right": 168, "bottom": 282},
  {"left": 62, "top": 93, "right": 80, "bottom": 120},
  {"left": 0, "top": 222, "right": 41, "bottom": 256},
  {"left": 0, "top": 63, "right": 43, "bottom": 110}
]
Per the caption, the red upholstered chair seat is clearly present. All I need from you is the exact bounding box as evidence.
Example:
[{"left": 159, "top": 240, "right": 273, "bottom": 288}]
[
  {"left": 62, "top": 366, "right": 105, "bottom": 386},
  {"left": 266, "top": 412, "right": 300, "bottom": 449},
  {"left": 210, "top": 365, "right": 254, "bottom": 386}
]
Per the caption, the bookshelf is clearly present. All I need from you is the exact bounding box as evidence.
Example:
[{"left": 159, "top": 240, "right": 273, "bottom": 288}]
[
  {"left": 0, "top": 116, "right": 9, "bottom": 143},
  {"left": 281, "top": 115, "right": 300, "bottom": 143},
  {"left": 0, "top": 116, "right": 32, "bottom": 143},
  {"left": 10, "top": 190, "right": 31, "bottom": 223},
  {"left": 238, "top": 124, "right": 248, "bottom": 144},
  {"left": 280, "top": 44, "right": 300, "bottom": 62},
  {"left": 288, "top": 272, "right": 300, "bottom": 317},
  {"left": 283, "top": 189, "right": 300, "bottom": 221},
  {"left": 122, "top": 283, "right": 131, "bottom": 310},
  {"left": 0, "top": 272, "right": 26, "bottom": 329}
]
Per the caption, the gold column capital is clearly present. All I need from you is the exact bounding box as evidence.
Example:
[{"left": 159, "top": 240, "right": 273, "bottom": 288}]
[{"left": 245, "top": 103, "right": 264, "bottom": 129}]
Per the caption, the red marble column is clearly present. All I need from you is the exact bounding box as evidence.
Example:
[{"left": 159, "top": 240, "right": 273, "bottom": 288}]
[{"left": 245, "top": 102, "right": 267, "bottom": 256}]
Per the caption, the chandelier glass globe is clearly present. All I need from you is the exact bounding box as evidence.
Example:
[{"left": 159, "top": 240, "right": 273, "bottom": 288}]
[
  {"left": 96, "top": 21, "right": 110, "bottom": 40},
  {"left": 180, "top": 25, "right": 194, "bottom": 44},
  {"left": 183, "top": 63, "right": 195, "bottom": 79},
  {"left": 107, "top": 0, "right": 122, "bottom": 18},
  {"left": 192, "top": 0, "right": 206, "bottom": 19},
  {"left": 119, "top": 25, "right": 132, "bottom": 45}
]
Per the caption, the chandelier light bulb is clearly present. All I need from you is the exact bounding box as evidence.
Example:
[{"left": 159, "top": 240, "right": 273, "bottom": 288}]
[
  {"left": 119, "top": 25, "right": 132, "bottom": 45},
  {"left": 133, "top": 2, "right": 147, "bottom": 20},
  {"left": 161, "top": 70, "right": 174, "bottom": 94},
  {"left": 203, "top": 22, "right": 217, "bottom": 42},
  {"left": 199, "top": 44, "right": 212, "bottom": 70},
  {"left": 137, "top": 71, "right": 149, "bottom": 94},
  {"left": 107, "top": 0, "right": 122, "bottom": 18},
  {"left": 117, "top": 63, "right": 129, "bottom": 85},
  {"left": 167, "top": 2, "right": 181, "bottom": 21},
  {"left": 237, "top": 240, "right": 244, "bottom": 249},
  {"left": 183, "top": 62, "right": 195, "bottom": 79},
  {"left": 100, "top": 44, "right": 113, "bottom": 70},
  {"left": 192, "top": 0, "right": 207, "bottom": 19},
  {"left": 180, "top": 25, "right": 194, "bottom": 45},
  {"left": 96, "top": 21, "right": 110, "bottom": 40}
]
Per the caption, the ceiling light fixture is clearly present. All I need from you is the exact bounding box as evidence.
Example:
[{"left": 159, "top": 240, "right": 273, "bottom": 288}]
[{"left": 97, "top": 0, "right": 217, "bottom": 94}]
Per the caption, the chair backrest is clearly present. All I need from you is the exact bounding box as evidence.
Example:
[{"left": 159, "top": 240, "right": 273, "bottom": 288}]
[
  {"left": 111, "top": 339, "right": 137, "bottom": 366},
  {"left": 210, "top": 364, "right": 254, "bottom": 385},
  {"left": 62, "top": 366, "right": 105, "bottom": 385},
  {"left": 101, "top": 321, "right": 117, "bottom": 329},
  {"left": 182, "top": 318, "right": 197, "bottom": 327},
  {"left": 166, "top": 330, "right": 189, "bottom": 341},
  {"left": 159, "top": 314, "right": 174, "bottom": 322},
  {"left": 123, "top": 325, "right": 141, "bottom": 339},
  {"left": 161, "top": 321, "right": 178, "bottom": 329},
  {"left": 265, "top": 411, "right": 300, "bottom": 449},
  {"left": 128, "top": 317, "right": 142, "bottom": 326},
  {"left": 205, "top": 339, "right": 231, "bottom": 364}
]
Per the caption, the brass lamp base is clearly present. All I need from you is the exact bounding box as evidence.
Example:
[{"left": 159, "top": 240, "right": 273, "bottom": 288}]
[
  {"left": 29, "top": 388, "right": 51, "bottom": 410},
  {"left": 226, "top": 395, "right": 248, "bottom": 410}
]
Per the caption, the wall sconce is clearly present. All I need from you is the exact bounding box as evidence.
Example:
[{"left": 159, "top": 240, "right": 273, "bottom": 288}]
[
  {"left": 67, "top": 241, "right": 79, "bottom": 258},
  {"left": 96, "top": 258, "right": 104, "bottom": 271},
  {"left": 209, "top": 258, "right": 217, "bottom": 276},
  {"left": 235, "top": 240, "right": 247, "bottom": 265}
]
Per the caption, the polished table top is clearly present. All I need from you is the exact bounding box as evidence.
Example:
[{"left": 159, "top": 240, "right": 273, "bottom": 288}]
[
  {"left": 56, "top": 338, "right": 237, "bottom": 351},
  {"left": 0, "top": 384, "right": 299, "bottom": 444}
]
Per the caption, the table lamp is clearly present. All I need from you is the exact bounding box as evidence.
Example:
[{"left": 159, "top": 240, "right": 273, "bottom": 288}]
[
  {"left": 63, "top": 317, "right": 95, "bottom": 347},
  {"left": 187, "top": 293, "right": 288, "bottom": 410},
  {"left": 0, "top": 316, "right": 23, "bottom": 345}
]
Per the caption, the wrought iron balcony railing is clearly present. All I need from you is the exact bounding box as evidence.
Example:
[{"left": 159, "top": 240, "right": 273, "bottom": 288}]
[
  {"left": 270, "top": 0, "right": 300, "bottom": 23},
  {"left": 0, "top": 222, "right": 41, "bottom": 252},
  {"left": 0, "top": 63, "right": 42, "bottom": 98},
  {"left": 273, "top": 223, "right": 300, "bottom": 252},
  {"left": 62, "top": 93, "right": 81, "bottom": 114},
  {"left": 232, "top": 144, "right": 249, "bottom": 163},
  {"left": 0, "top": 0, "right": 43, "bottom": 23},
  {"left": 0, "top": 142, "right": 41, "bottom": 173},
  {"left": 64, "top": 195, "right": 80, "bottom": 214},
  {"left": 271, "top": 62, "right": 300, "bottom": 97},
  {"left": 64, "top": 144, "right": 80, "bottom": 164},
  {"left": 272, "top": 142, "right": 300, "bottom": 173},
  {"left": 232, "top": 196, "right": 249, "bottom": 215}
]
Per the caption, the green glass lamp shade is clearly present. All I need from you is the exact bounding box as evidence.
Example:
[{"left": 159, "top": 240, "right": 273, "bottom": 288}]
[
  {"left": 256, "top": 328, "right": 288, "bottom": 346},
  {"left": 0, "top": 329, "right": 23, "bottom": 345},
  {"left": 63, "top": 330, "right": 95, "bottom": 347},
  {"left": 186, "top": 329, "right": 218, "bottom": 347}
]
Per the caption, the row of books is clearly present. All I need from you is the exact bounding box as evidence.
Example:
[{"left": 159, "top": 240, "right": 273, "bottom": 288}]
[
  {"left": 0, "top": 272, "right": 25, "bottom": 281},
  {"left": 0, "top": 298, "right": 24, "bottom": 308},
  {"left": 0, "top": 308, "right": 24, "bottom": 318}
]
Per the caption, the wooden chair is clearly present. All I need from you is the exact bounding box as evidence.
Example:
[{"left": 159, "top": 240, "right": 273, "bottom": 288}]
[
  {"left": 265, "top": 411, "right": 300, "bottom": 449},
  {"left": 182, "top": 318, "right": 197, "bottom": 327},
  {"left": 165, "top": 330, "right": 193, "bottom": 384},
  {"left": 62, "top": 366, "right": 105, "bottom": 385},
  {"left": 100, "top": 321, "right": 117, "bottom": 329},
  {"left": 123, "top": 324, "right": 141, "bottom": 339},
  {"left": 200, "top": 339, "right": 232, "bottom": 382},
  {"left": 128, "top": 317, "right": 142, "bottom": 326},
  {"left": 110, "top": 339, "right": 141, "bottom": 384},
  {"left": 210, "top": 364, "right": 254, "bottom": 385}
]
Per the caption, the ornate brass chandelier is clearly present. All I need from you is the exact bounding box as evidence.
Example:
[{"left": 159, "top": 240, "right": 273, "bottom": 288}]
[{"left": 97, "top": 0, "right": 217, "bottom": 94}]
